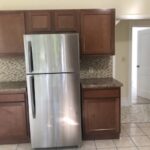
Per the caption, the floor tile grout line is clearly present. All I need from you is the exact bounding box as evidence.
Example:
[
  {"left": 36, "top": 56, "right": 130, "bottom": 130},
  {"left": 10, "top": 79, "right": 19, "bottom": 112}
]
[
  {"left": 113, "top": 137, "right": 139, "bottom": 149},
  {"left": 112, "top": 138, "right": 119, "bottom": 150},
  {"left": 137, "top": 123, "right": 150, "bottom": 139},
  {"left": 94, "top": 139, "right": 117, "bottom": 150},
  {"left": 146, "top": 134, "right": 150, "bottom": 140},
  {"left": 118, "top": 124, "right": 149, "bottom": 150},
  {"left": 136, "top": 146, "right": 140, "bottom": 150},
  {"left": 94, "top": 140, "right": 97, "bottom": 150},
  {"left": 136, "top": 125, "right": 149, "bottom": 136},
  {"left": 138, "top": 127, "right": 150, "bottom": 137},
  {"left": 128, "top": 136, "right": 139, "bottom": 149},
  {"left": 113, "top": 146, "right": 139, "bottom": 149},
  {"left": 123, "top": 126, "right": 146, "bottom": 137},
  {"left": 16, "top": 144, "right": 18, "bottom": 150},
  {"left": 129, "top": 134, "right": 150, "bottom": 149},
  {"left": 144, "top": 134, "right": 150, "bottom": 145}
]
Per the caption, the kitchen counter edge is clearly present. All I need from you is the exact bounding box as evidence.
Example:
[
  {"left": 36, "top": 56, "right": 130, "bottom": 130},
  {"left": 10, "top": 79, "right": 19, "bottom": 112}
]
[
  {"left": 0, "top": 81, "right": 26, "bottom": 93},
  {"left": 80, "top": 78, "right": 123, "bottom": 89}
]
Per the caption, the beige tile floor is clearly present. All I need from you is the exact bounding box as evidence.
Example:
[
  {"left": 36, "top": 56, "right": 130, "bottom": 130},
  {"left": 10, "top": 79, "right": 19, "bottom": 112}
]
[
  {"left": 1, "top": 103, "right": 150, "bottom": 150},
  {"left": 121, "top": 104, "right": 150, "bottom": 123},
  {"left": 132, "top": 96, "right": 150, "bottom": 104},
  {"left": 1, "top": 123, "right": 150, "bottom": 150}
]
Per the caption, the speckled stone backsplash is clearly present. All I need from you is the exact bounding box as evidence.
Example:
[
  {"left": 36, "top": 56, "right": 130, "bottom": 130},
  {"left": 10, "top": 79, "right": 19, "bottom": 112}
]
[
  {"left": 0, "top": 56, "right": 25, "bottom": 82},
  {"left": 0, "top": 56, "right": 112, "bottom": 81},
  {"left": 80, "top": 56, "right": 112, "bottom": 79}
]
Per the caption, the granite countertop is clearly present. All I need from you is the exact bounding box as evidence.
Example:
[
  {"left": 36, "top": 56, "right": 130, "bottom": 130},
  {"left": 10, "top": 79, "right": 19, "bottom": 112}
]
[
  {"left": 0, "top": 81, "right": 26, "bottom": 93},
  {"left": 81, "top": 78, "right": 123, "bottom": 89},
  {"left": 0, "top": 78, "right": 122, "bottom": 93}
]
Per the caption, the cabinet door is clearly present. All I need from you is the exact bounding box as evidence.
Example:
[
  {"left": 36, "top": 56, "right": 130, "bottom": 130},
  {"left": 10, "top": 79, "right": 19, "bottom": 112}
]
[
  {"left": 83, "top": 97, "right": 120, "bottom": 140},
  {"left": 80, "top": 9, "right": 115, "bottom": 55},
  {"left": 0, "top": 102, "right": 29, "bottom": 143},
  {"left": 54, "top": 10, "right": 79, "bottom": 32},
  {"left": 0, "top": 12, "right": 25, "bottom": 55},
  {"left": 25, "top": 11, "right": 52, "bottom": 33}
]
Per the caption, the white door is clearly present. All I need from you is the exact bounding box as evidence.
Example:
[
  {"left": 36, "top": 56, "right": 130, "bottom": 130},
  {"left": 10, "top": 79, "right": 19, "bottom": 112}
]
[{"left": 137, "top": 29, "right": 150, "bottom": 99}]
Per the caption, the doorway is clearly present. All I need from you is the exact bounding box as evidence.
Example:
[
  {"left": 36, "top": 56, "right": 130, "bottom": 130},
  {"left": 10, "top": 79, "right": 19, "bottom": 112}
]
[{"left": 131, "top": 27, "right": 150, "bottom": 104}]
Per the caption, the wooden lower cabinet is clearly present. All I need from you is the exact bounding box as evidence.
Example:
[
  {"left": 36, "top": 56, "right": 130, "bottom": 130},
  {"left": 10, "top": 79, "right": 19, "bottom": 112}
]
[
  {"left": 82, "top": 88, "right": 120, "bottom": 140},
  {"left": 0, "top": 93, "right": 29, "bottom": 144}
]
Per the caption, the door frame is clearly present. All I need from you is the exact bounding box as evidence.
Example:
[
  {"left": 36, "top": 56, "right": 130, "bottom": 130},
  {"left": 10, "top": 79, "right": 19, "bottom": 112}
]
[{"left": 129, "top": 24, "right": 150, "bottom": 105}]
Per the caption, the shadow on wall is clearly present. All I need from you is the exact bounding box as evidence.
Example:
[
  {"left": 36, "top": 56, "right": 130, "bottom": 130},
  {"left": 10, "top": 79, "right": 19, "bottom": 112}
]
[{"left": 80, "top": 56, "right": 112, "bottom": 79}]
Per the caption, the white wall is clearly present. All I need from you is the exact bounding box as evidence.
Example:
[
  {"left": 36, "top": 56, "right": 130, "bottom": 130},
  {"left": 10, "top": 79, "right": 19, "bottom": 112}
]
[
  {"left": 118, "top": 0, "right": 150, "bottom": 17},
  {"left": 115, "top": 20, "right": 150, "bottom": 106},
  {"left": 0, "top": 0, "right": 150, "bottom": 17},
  {"left": 115, "top": 21, "right": 130, "bottom": 105},
  {"left": 0, "top": 0, "right": 117, "bottom": 10}
]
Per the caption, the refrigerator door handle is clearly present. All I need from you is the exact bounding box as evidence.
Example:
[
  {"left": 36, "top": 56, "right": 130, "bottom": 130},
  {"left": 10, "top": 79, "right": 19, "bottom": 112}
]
[
  {"left": 28, "top": 41, "right": 34, "bottom": 72},
  {"left": 29, "top": 75, "right": 36, "bottom": 119}
]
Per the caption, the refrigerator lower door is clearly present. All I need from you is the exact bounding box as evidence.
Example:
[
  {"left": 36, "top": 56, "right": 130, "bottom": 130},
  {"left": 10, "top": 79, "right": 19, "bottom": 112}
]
[{"left": 26, "top": 74, "right": 81, "bottom": 149}]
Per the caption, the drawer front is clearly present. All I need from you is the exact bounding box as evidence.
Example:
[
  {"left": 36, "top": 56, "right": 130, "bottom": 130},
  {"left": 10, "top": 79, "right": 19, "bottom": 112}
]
[
  {"left": 0, "top": 94, "right": 25, "bottom": 102},
  {"left": 83, "top": 88, "right": 120, "bottom": 98}
]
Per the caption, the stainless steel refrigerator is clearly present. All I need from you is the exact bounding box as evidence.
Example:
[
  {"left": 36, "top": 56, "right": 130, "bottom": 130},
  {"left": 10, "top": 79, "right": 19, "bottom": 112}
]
[{"left": 24, "top": 33, "right": 81, "bottom": 149}]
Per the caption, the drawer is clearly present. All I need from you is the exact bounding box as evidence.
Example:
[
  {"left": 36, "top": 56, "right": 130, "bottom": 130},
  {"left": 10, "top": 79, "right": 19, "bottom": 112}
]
[
  {"left": 83, "top": 88, "right": 120, "bottom": 98},
  {"left": 0, "top": 94, "right": 25, "bottom": 102}
]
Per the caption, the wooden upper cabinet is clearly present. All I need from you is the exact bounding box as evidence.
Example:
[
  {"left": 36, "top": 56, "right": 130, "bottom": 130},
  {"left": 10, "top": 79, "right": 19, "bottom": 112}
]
[
  {"left": 54, "top": 10, "right": 79, "bottom": 32},
  {"left": 0, "top": 9, "right": 115, "bottom": 55},
  {"left": 80, "top": 9, "right": 115, "bottom": 55},
  {"left": 25, "top": 10, "right": 79, "bottom": 33},
  {"left": 0, "top": 12, "right": 25, "bottom": 55},
  {"left": 25, "top": 11, "right": 52, "bottom": 33}
]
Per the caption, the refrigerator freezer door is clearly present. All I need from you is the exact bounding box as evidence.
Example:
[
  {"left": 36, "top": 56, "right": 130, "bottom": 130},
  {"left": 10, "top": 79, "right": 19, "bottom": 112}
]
[
  {"left": 24, "top": 33, "right": 79, "bottom": 74},
  {"left": 26, "top": 74, "right": 81, "bottom": 149}
]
